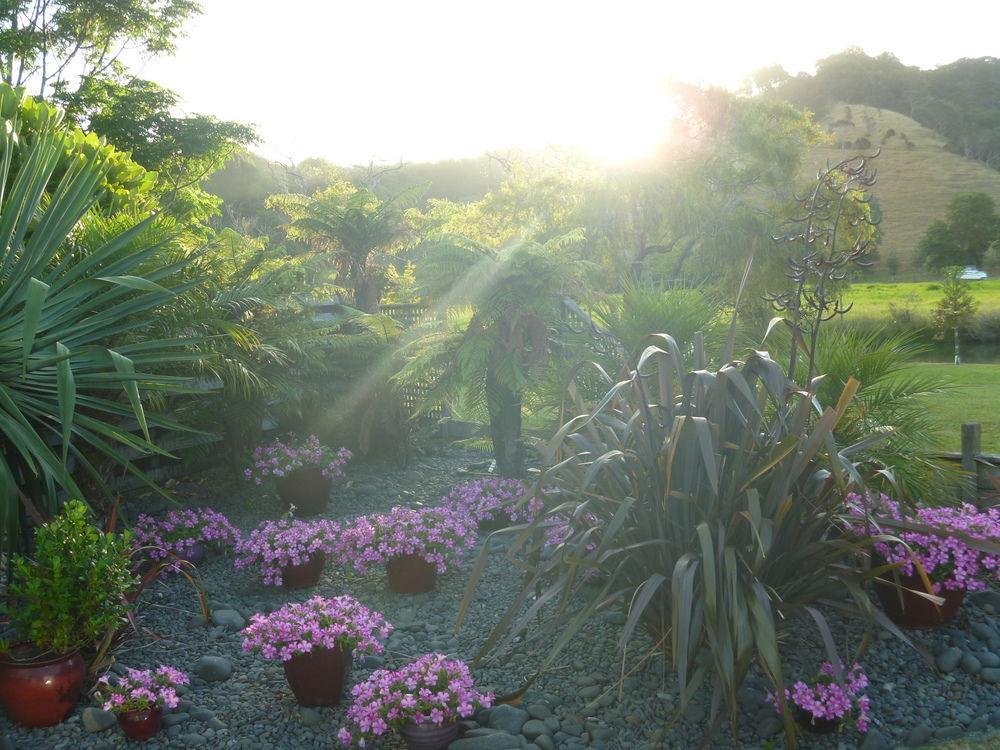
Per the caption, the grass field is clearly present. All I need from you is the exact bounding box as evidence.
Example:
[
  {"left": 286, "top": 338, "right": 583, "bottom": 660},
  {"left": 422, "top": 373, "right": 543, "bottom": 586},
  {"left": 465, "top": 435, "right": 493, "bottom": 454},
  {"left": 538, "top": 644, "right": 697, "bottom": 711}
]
[
  {"left": 805, "top": 104, "right": 1000, "bottom": 280},
  {"left": 846, "top": 279, "right": 1000, "bottom": 319},
  {"left": 909, "top": 363, "right": 1000, "bottom": 453}
]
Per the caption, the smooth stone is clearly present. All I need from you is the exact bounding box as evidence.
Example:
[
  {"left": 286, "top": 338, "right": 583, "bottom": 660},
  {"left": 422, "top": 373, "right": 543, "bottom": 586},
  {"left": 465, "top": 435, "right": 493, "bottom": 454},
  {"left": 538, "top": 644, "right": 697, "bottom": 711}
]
[
  {"left": 905, "top": 722, "right": 933, "bottom": 747},
  {"left": 488, "top": 705, "right": 529, "bottom": 734},
  {"left": 962, "top": 653, "right": 983, "bottom": 674},
  {"left": 300, "top": 707, "right": 323, "bottom": 726},
  {"left": 980, "top": 651, "right": 1000, "bottom": 668},
  {"left": 526, "top": 704, "right": 552, "bottom": 721},
  {"left": 860, "top": 729, "right": 890, "bottom": 750},
  {"left": 193, "top": 655, "right": 232, "bottom": 682},
  {"left": 163, "top": 712, "right": 190, "bottom": 727},
  {"left": 936, "top": 647, "right": 963, "bottom": 673},
  {"left": 180, "top": 735, "right": 208, "bottom": 747},
  {"left": 969, "top": 715, "right": 990, "bottom": 734},
  {"left": 578, "top": 686, "right": 601, "bottom": 700},
  {"left": 448, "top": 735, "right": 523, "bottom": 750},
  {"left": 211, "top": 608, "right": 246, "bottom": 631},
  {"left": 561, "top": 723, "right": 584, "bottom": 737},
  {"left": 990, "top": 710, "right": 1000, "bottom": 728},
  {"left": 533, "top": 735, "right": 555, "bottom": 750},
  {"left": 521, "top": 720, "right": 549, "bottom": 740},
  {"left": 935, "top": 725, "right": 964, "bottom": 739},
  {"left": 191, "top": 707, "right": 215, "bottom": 721},
  {"left": 82, "top": 707, "right": 116, "bottom": 732},
  {"left": 982, "top": 667, "right": 1000, "bottom": 683},
  {"left": 972, "top": 622, "right": 998, "bottom": 641},
  {"left": 758, "top": 716, "right": 783, "bottom": 737},
  {"left": 543, "top": 717, "right": 560, "bottom": 733}
]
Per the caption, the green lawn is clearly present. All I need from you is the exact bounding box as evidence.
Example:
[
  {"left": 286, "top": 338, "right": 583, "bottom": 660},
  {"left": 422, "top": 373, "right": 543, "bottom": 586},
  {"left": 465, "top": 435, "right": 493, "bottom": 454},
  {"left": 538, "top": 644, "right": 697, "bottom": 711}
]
[
  {"left": 911, "top": 363, "right": 1000, "bottom": 453},
  {"left": 847, "top": 279, "right": 1000, "bottom": 320}
]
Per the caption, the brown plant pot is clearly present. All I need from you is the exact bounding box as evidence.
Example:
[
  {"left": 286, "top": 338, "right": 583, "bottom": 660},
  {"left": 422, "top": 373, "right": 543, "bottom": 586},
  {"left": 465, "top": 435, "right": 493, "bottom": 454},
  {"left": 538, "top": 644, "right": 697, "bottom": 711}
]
[
  {"left": 118, "top": 707, "right": 163, "bottom": 741},
  {"left": 275, "top": 467, "right": 332, "bottom": 516},
  {"left": 281, "top": 645, "right": 352, "bottom": 707},
  {"left": 387, "top": 554, "right": 436, "bottom": 594},
  {"left": 876, "top": 571, "right": 966, "bottom": 628},
  {"left": 399, "top": 720, "right": 461, "bottom": 750},
  {"left": 0, "top": 645, "right": 86, "bottom": 727},
  {"left": 794, "top": 706, "right": 841, "bottom": 734},
  {"left": 281, "top": 552, "right": 326, "bottom": 589}
]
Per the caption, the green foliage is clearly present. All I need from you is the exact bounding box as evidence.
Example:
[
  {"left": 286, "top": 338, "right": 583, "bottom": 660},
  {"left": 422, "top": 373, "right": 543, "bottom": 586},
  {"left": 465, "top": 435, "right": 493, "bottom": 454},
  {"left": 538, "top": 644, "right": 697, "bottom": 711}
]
[
  {"left": 918, "top": 193, "right": 999, "bottom": 268},
  {"left": 460, "top": 336, "right": 891, "bottom": 747},
  {"left": 4, "top": 501, "right": 136, "bottom": 655},
  {"left": 0, "top": 88, "right": 198, "bottom": 553},
  {"left": 934, "top": 269, "right": 979, "bottom": 333}
]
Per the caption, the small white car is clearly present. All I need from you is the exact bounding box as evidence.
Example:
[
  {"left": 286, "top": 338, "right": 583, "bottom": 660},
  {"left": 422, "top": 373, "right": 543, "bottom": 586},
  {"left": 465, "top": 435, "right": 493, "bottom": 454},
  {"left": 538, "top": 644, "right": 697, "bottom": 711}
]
[{"left": 958, "top": 265, "right": 988, "bottom": 280}]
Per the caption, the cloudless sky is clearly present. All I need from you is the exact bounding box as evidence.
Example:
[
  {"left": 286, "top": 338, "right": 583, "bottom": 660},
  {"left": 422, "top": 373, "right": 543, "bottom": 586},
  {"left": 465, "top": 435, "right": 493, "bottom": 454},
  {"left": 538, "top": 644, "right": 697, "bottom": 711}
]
[{"left": 133, "top": 0, "right": 1000, "bottom": 166}]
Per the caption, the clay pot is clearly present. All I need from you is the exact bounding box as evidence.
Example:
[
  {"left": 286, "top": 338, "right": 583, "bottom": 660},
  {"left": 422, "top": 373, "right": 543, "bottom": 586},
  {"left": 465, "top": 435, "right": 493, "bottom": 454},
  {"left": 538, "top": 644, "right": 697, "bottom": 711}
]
[
  {"left": 387, "top": 554, "right": 436, "bottom": 594},
  {"left": 281, "top": 645, "right": 352, "bottom": 706},
  {"left": 118, "top": 707, "right": 163, "bottom": 741},
  {"left": 875, "top": 571, "right": 966, "bottom": 628},
  {"left": 275, "top": 467, "right": 332, "bottom": 516},
  {"left": 281, "top": 552, "right": 326, "bottom": 590},
  {"left": 398, "top": 720, "right": 461, "bottom": 750},
  {"left": 0, "top": 645, "right": 86, "bottom": 727},
  {"left": 794, "top": 706, "right": 841, "bottom": 734}
]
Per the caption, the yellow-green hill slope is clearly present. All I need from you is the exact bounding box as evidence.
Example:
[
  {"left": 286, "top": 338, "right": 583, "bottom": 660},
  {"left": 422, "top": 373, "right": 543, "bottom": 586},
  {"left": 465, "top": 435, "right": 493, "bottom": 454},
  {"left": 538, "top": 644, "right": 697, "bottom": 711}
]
[{"left": 803, "top": 104, "right": 1000, "bottom": 279}]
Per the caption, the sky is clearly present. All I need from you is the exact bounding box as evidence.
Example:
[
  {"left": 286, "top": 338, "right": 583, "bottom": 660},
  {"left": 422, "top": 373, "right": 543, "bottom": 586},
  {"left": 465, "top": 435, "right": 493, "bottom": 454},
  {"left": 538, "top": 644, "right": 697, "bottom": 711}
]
[{"left": 133, "top": 0, "right": 1000, "bottom": 166}]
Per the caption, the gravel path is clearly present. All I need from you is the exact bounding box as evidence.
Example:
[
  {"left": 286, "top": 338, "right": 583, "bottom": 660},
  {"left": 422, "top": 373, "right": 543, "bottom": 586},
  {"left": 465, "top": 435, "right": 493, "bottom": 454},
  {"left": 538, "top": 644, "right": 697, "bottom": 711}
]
[{"left": 5, "top": 445, "right": 1000, "bottom": 750}]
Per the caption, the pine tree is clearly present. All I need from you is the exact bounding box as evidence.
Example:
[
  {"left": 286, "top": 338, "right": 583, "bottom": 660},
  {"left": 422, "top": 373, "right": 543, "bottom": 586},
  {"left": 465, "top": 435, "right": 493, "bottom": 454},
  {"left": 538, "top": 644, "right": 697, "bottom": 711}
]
[{"left": 933, "top": 268, "right": 979, "bottom": 365}]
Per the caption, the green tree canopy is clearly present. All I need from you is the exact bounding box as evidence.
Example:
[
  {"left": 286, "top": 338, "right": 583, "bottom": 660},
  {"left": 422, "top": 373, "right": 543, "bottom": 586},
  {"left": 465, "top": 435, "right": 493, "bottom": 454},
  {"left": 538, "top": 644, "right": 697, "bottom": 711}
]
[{"left": 917, "top": 192, "right": 999, "bottom": 268}]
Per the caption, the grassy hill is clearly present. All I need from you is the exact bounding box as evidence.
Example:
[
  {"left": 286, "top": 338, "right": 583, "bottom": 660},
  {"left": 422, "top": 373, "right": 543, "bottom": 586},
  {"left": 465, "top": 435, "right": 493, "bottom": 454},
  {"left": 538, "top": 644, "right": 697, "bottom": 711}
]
[{"left": 803, "top": 104, "right": 1000, "bottom": 280}]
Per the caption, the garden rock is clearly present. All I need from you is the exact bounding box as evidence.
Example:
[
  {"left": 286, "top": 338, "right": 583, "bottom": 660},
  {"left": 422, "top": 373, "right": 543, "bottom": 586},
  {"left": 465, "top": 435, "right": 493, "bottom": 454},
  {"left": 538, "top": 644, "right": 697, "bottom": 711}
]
[
  {"left": 488, "top": 705, "right": 529, "bottom": 734},
  {"left": 961, "top": 652, "right": 982, "bottom": 674},
  {"left": 180, "top": 734, "right": 208, "bottom": 747},
  {"left": 522, "top": 719, "right": 550, "bottom": 740},
  {"left": 526, "top": 704, "right": 552, "bottom": 720},
  {"left": 936, "top": 646, "right": 963, "bottom": 673},
  {"left": 905, "top": 721, "right": 933, "bottom": 746},
  {"left": 935, "top": 725, "right": 964, "bottom": 739},
  {"left": 211, "top": 608, "right": 246, "bottom": 631},
  {"left": 162, "top": 711, "right": 190, "bottom": 727},
  {"left": 192, "top": 655, "right": 232, "bottom": 682},
  {"left": 299, "top": 707, "right": 323, "bottom": 726},
  {"left": 981, "top": 667, "right": 1000, "bottom": 683},
  {"left": 533, "top": 735, "right": 555, "bottom": 750},
  {"left": 860, "top": 729, "right": 890, "bottom": 750},
  {"left": 81, "top": 707, "right": 116, "bottom": 732},
  {"left": 448, "top": 734, "right": 523, "bottom": 750}
]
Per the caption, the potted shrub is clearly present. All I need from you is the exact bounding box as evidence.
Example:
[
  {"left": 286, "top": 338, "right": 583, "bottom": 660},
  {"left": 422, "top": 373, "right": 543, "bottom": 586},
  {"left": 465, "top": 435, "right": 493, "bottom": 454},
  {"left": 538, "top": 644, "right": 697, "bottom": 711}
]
[
  {"left": 94, "top": 665, "right": 189, "bottom": 741},
  {"left": 0, "top": 501, "right": 136, "bottom": 727},
  {"left": 338, "top": 653, "right": 492, "bottom": 750},
  {"left": 767, "top": 661, "right": 871, "bottom": 735},
  {"left": 244, "top": 434, "right": 352, "bottom": 516},
  {"left": 440, "top": 478, "right": 537, "bottom": 531},
  {"left": 850, "top": 493, "right": 1000, "bottom": 627},
  {"left": 242, "top": 595, "right": 391, "bottom": 707},
  {"left": 340, "top": 507, "right": 476, "bottom": 594},
  {"left": 234, "top": 517, "right": 340, "bottom": 588},
  {"left": 133, "top": 507, "right": 241, "bottom": 570}
]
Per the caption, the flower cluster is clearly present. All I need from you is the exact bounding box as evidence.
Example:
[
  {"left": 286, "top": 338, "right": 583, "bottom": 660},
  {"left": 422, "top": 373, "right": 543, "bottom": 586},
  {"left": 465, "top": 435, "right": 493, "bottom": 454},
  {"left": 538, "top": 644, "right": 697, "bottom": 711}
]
[
  {"left": 241, "top": 595, "right": 392, "bottom": 662},
  {"left": 849, "top": 492, "right": 1000, "bottom": 592},
  {"left": 95, "top": 665, "right": 189, "bottom": 714},
  {"left": 768, "top": 662, "right": 871, "bottom": 733},
  {"left": 337, "top": 506, "right": 477, "bottom": 575},
  {"left": 133, "top": 507, "right": 241, "bottom": 570},
  {"left": 244, "top": 434, "right": 352, "bottom": 485},
  {"left": 338, "top": 653, "right": 493, "bottom": 746},
  {"left": 440, "top": 478, "right": 540, "bottom": 525},
  {"left": 234, "top": 518, "right": 341, "bottom": 586}
]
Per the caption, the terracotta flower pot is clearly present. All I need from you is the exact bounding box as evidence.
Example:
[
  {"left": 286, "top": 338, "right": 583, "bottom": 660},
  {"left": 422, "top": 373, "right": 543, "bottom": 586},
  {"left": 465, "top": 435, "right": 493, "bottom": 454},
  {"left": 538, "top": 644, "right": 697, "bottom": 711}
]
[
  {"left": 876, "top": 571, "right": 966, "bottom": 628},
  {"left": 794, "top": 706, "right": 841, "bottom": 734},
  {"left": 275, "top": 467, "right": 332, "bottom": 516},
  {"left": 387, "top": 554, "right": 436, "bottom": 594},
  {"left": 281, "top": 645, "right": 352, "bottom": 706},
  {"left": 281, "top": 552, "right": 326, "bottom": 589},
  {"left": 0, "top": 645, "right": 86, "bottom": 727},
  {"left": 118, "top": 707, "right": 163, "bottom": 741},
  {"left": 399, "top": 720, "right": 461, "bottom": 750}
]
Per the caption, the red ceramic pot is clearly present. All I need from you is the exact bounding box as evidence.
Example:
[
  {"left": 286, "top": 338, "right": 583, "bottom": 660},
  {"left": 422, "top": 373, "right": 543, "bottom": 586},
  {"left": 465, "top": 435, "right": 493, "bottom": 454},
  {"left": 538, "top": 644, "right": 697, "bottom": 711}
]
[
  {"left": 399, "top": 720, "right": 461, "bottom": 750},
  {"left": 281, "top": 552, "right": 326, "bottom": 589},
  {"left": 876, "top": 572, "right": 966, "bottom": 628},
  {"left": 0, "top": 645, "right": 86, "bottom": 727},
  {"left": 794, "top": 706, "right": 841, "bottom": 734},
  {"left": 275, "top": 467, "right": 332, "bottom": 516},
  {"left": 282, "top": 645, "right": 352, "bottom": 706},
  {"left": 118, "top": 707, "right": 163, "bottom": 741},
  {"left": 387, "top": 554, "right": 436, "bottom": 594}
]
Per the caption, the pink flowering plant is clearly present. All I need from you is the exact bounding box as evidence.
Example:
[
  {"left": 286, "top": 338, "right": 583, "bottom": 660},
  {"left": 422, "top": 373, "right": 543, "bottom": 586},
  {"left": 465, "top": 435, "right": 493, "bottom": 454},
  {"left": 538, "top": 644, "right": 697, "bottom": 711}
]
[
  {"left": 768, "top": 662, "right": 871, "bottom": 733},
  {"left": 244, "top": 434, "right": 351, "bottom": 485},
  {"left": 338, "top": 506, "right": 477, "bottom": 574},
  {"left": 95, "top": 665, "right": 189, "bottom": 714},
  {"left": 234, "top": 517, "right": 340, "bottom": 586},
  {"left": 338, "top": 653, "right": 493, "bottom": 746},
  {"left": 440, "top": 478, "right": 540, "bottom": 525},
  {"left": 241, "top": 595, "right": 392, "bottom": 661},
  {"left": 133, "top": 507, "right": 241, "bottom": 567},
  {"left": 848, "top": 492, "right": 1000, "bottom": 592}
]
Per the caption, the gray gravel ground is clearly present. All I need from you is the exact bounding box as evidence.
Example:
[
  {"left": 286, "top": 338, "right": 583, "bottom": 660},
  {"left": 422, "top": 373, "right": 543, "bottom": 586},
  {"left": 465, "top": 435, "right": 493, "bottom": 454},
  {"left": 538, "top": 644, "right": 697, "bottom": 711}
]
[{"left": 5, "top": 444, "right": 1000, "bottom": 750}]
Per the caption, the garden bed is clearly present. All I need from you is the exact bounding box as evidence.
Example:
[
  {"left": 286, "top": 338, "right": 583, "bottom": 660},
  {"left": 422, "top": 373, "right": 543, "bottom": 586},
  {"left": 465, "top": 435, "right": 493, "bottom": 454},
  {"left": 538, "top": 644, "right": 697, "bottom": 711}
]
[{"left": 7, "top": 446, "right": 1000, "bottom": 750}]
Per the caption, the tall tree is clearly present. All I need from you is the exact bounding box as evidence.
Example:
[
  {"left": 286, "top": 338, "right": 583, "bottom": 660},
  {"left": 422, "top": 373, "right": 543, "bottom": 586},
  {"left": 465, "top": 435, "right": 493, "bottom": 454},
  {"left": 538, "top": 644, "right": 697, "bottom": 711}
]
[
  {"left": 917, "top": 192, "right": 999, "bottom": 268},
  {"left": 933, "top": 268, "right": 979, "bottom": 365}
]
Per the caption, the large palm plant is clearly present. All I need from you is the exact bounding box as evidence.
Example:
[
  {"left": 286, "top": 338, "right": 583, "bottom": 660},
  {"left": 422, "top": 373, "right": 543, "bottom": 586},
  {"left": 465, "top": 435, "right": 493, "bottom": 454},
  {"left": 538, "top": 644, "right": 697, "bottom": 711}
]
[{"left": 0, "top": 85, "right": 197, "bottom": 554}]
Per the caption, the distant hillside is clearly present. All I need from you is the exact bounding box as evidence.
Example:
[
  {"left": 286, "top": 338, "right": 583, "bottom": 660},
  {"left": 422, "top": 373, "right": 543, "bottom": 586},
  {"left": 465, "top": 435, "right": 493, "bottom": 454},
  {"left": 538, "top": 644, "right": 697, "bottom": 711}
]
[{"left": 803, "top": 103, "right": 1000, "bottom": 278}]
